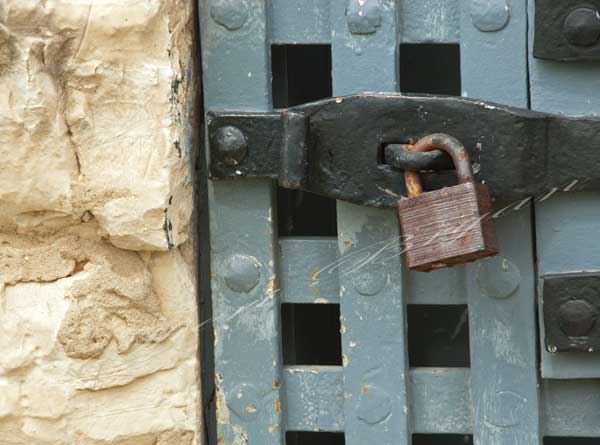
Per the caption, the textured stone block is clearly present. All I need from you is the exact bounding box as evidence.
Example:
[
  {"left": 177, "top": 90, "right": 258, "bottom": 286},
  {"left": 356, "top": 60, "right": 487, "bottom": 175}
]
[{"left": 0, "top": 1, "right": 200, "bottom": 443}]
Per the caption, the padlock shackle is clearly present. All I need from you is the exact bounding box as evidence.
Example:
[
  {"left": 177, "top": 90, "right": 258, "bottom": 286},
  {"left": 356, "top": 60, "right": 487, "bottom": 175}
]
[{"left": 403, "top": 134, "right": 474, "bottom": 198}]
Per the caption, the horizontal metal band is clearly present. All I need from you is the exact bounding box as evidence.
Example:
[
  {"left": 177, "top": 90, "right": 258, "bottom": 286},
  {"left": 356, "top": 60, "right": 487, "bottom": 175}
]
[
  {"left": 279, "top": 237, "right": 468, "bottom": 305},
  {"left": 208, "top": 93, "right": 600, "bottom": 208},
  {"left": 284, "top": 366, "right": 600, "bottom": 436},
  {"left": 284, "top": 367, "right": 473, "bottom": 434},
  {"left": 270, "top": 0, "right": 460, "bottom": 45}
]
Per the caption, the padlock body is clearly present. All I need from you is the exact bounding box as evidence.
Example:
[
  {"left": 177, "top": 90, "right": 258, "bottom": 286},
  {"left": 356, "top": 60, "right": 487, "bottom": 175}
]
[{"left": 397, "top": 182, "right": 499, "bottom": 272}]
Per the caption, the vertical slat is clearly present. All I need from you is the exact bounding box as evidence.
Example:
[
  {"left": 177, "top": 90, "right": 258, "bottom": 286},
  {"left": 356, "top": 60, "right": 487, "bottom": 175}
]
[
  {"left": 199, "top": 2, "right": 284, "bottom": 444},
  {"left": 460, "top": 0, "right": 528, "bottom": 104},
  {"left": 460, "top": 1, "right": 542, "bottom": 444},
  {"left": 331, "top": 0, "right": 398, "bottom": 94},
  {"left": 528, "top": 1, "right": 600, "bottom": 380},
  {"left": 330, "top": 2, "right": 409, "bottom": 444}
]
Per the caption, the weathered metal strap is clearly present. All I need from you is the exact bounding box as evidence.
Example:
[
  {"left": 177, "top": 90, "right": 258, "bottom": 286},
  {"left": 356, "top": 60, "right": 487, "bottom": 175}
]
[
  {"left": 208, "top": 93, "right": 600, "bottom": 208},
  {"left": 534, "top": 0, "right": 600, "bottom": 62}
]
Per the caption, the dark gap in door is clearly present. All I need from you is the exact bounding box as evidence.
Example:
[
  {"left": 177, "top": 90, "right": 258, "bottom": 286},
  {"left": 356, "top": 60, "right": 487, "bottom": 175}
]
[
  {"left": 413, "top": 434, "right": 473, "bottom": 445},
  {"left": 408, "top": 305, "right": 471, "bottom": 368},
  {"left": 286, "top": 432, "right": 345, "bottom": 445},
  {"left": 400, "top": 44, "right": 461, "bottom": 96},
  {"left": 271, "top": 44, "right": 336, "bottom": 237},
  {"left": 282, "top": 303, "right": 342, "bottom": 366}
]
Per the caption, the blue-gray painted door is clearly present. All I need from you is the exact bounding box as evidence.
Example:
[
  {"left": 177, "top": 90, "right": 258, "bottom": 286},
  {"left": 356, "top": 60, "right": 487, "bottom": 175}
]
[{"left": 200, "top": 1, "right": 600, "bottom": 444}]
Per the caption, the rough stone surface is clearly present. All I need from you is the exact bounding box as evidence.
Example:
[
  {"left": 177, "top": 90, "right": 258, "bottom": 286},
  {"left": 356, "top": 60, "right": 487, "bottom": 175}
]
[
  {"left": 0, "top": 1, "right": 200, "bottom": 444},
  {"left": 0, "top": 0, "right": 194, "bottom": 251}
]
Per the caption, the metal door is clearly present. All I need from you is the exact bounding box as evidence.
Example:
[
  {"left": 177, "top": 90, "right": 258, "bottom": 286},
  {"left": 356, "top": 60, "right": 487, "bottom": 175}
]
[{"left": 199, "top": 1, "right": 600, "bottom": 444}]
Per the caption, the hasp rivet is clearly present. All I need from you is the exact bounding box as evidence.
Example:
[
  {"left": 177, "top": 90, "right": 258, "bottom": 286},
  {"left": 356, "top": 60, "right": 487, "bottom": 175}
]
[
  {"left": 215, "top": 126, "right": 248, "bottom": 166},
  {"left": 563, "top": 7, "right": 600, "bottom": 47},
  {"left": 558, "top": 299, "right": 596, "bottom": 337}
]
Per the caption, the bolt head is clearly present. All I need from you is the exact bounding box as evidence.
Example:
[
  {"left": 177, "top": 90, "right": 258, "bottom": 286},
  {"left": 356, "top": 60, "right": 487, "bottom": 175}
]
[
  {"left": 558, "top": 299, "right": 596, "bottom": 337},
  {"left": 563, "top": 7, "right": 600, "bottom": 47},
  {"left": 215, "top": 126, "right": 247, "bottom": 166}
]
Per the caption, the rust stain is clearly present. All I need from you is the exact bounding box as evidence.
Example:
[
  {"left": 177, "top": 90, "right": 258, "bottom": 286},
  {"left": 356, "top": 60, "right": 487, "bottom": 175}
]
[
  {"left": 214, "top": 382, "right": 230, "bottom": 425},
  {"left": 273, "top": 379, "right": 281, "bottom": 389},
  {"left": 404, "top": 170, "right": 423, "bottom": 198},
  {"left": 362, "top": 385, "right": 370, "bottom": 394},
  {"left": 274, "top": 398, "right": 281, "bottom": 413},
  {"left": 267, "top": 275, "right": 277, "bottom": 298}
]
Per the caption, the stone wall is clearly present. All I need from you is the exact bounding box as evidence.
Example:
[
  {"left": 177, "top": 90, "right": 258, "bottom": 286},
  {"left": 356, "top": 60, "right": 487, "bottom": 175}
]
[{"left": 0, "top": 1, "right": 201, "bottom": 443}]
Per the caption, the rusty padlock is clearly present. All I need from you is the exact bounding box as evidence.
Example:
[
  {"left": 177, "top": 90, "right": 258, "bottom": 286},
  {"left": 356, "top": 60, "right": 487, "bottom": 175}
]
[{"left": 397, "top": 134, "right": 499, "bottom": 272}]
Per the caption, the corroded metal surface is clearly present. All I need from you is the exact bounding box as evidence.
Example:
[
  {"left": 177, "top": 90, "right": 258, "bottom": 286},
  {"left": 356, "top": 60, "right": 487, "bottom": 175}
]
[
  {"left": 398, "top": 133, "right": 498, "bottom": 271},
  {"left": 543, "top": 273, "right": 600, "bottom": 353},
  {"left": 208, "top": 93, "right": 600, "bottom": 207},
  {"left": 534, "top": 0, "right": 600, "bottom": 61}
]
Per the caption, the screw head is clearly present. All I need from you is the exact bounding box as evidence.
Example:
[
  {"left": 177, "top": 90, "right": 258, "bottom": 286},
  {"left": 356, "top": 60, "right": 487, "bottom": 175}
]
[
  {"left": 558, "top": 299, "right": 596, "bottom": 337},
  {"left": 563, "top": 7, "right": 600, "bottom": 47},
  {"left": 215, "top": 126, "right": 247, "bottom": 165}
]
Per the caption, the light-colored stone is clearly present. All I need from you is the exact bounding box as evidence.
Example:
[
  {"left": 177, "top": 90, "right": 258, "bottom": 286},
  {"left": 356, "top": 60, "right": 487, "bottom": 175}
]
[
  {"left": 0, "top": 0, "right": 201, "bottom": 443},
  {"left": 0, "top": 0, "right": 193, "bottom": 251},
  {"left": 0, "top": 224, "right": 200, "bottom": 444}
]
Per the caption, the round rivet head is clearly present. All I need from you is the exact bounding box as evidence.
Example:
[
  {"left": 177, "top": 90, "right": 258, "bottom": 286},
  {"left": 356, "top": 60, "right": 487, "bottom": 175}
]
[
  {"left": 486, "top": 390, "right": 526, "bottom": 428},
  {"left": 558, "top": 299, "right": 596, "bottom": 337},
  {"left": 471, "top": 0, "right": 510, "bottom": 32},
  {"left": 210, "top": 0, "right": 249, "bottom": 31},
  {"left": 228, "top": 383, "right": 261, "bottom": 421},
  {"left": 357, "top": 384, "right": 392, "bottom": 425},
  {"left": 224, "top": 254, "right": 260, "bottom": 293},
  {"left": 346, "top": 0, "right": 383, "bottom": 35},
  {"left": 352, "top": 265, "right": 387, "bottom": 296},
  {"left": 215, "top": 126, "right": 247, "bottom": 165},
  {"left": 476, "top": 256, "right": 520, "bottom": 299},
  {"left": 563, "top": 7, "right": 600, "bottom": 47}
]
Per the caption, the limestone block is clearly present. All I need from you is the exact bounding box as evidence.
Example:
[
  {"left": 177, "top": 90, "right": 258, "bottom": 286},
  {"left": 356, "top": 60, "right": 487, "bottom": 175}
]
[
  {"left": 0, "top": 223, "right": 200, "bottom": 444},
  {"left": 0, "top": 0, "right": 201, "bottom": 442},
  {"left": 0, "top": 0, "right": 194, "bottom": 251}
]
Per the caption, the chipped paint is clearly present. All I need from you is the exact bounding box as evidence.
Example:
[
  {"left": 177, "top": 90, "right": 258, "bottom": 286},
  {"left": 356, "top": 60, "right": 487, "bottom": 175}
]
[
  {"left": 215, "top": 382, "right": 231, "bottom": 426},
  {"left": 232, "top": 424, "right": 249, "bottom": 445},
  {"left": 244, "top": 405, "right": 257, "bottom": 414}
]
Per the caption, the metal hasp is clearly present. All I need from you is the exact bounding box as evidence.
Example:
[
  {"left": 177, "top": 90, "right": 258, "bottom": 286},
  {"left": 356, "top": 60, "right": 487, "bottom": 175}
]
[
  {"left": 543, "top": 273, "right": 600, "bottom": 353},
  {"left": 534, "top": 0, "right": 600, "bottom": 61},
  {"left": 208, "top": 93, "right": 600, "bottom": 208},
  {"left": 397, "top": 134, "right": 498, "bottom": 272}
]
